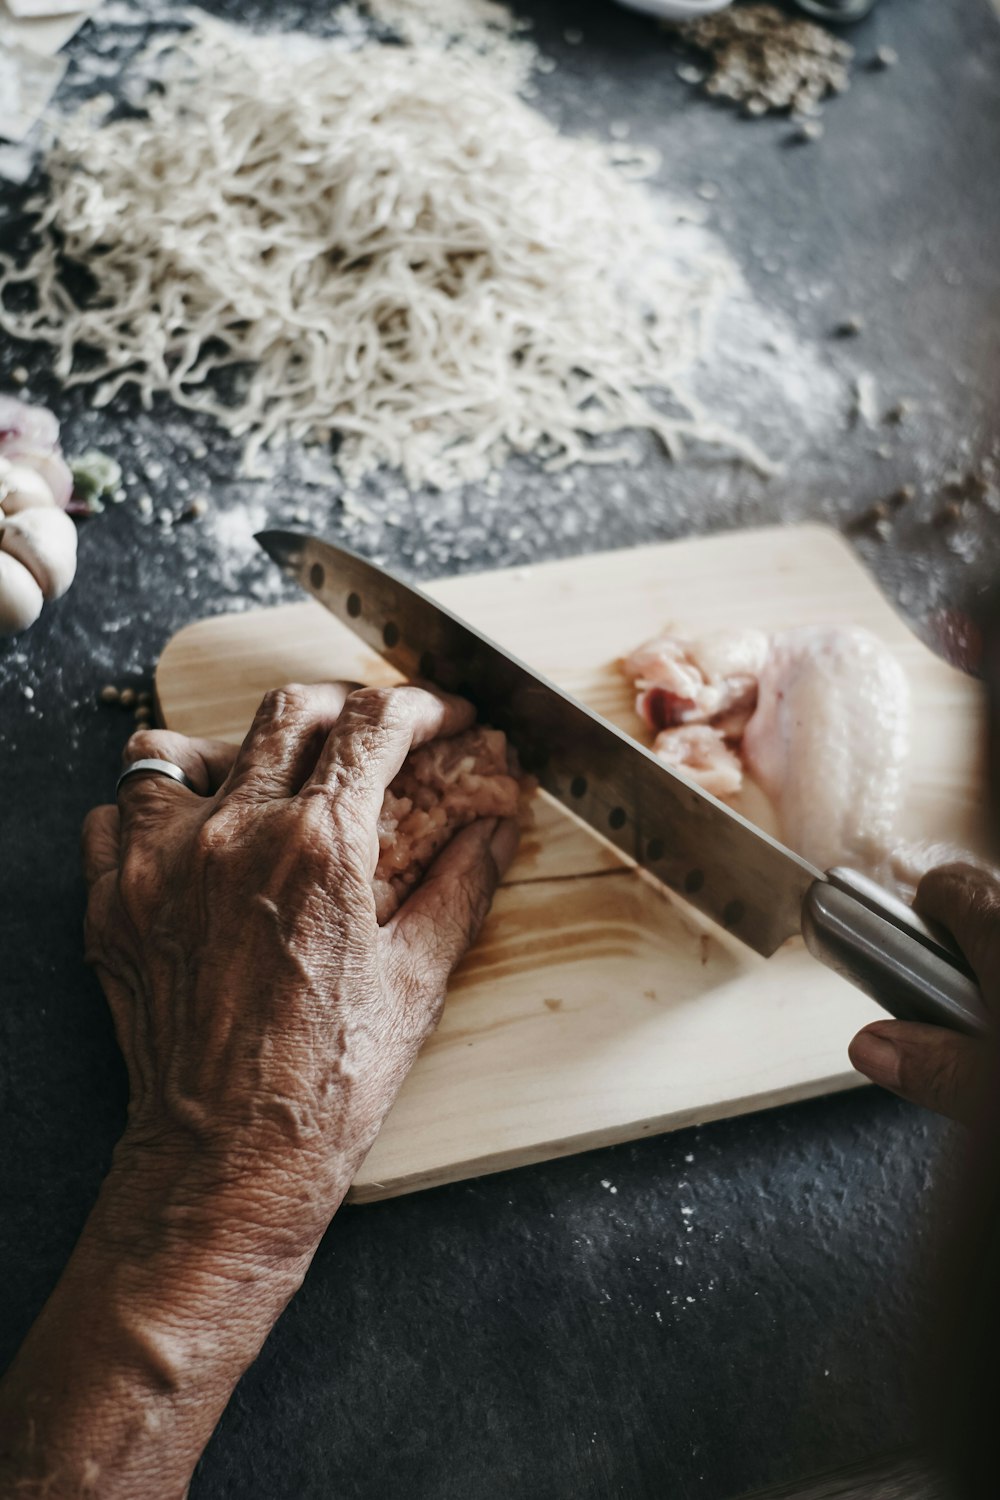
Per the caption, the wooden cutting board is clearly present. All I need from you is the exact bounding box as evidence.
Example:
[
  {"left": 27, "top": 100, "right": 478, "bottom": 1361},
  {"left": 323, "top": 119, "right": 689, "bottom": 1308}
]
[{"left": 157, "top": 525, "right": 985, "bottom": 1201}]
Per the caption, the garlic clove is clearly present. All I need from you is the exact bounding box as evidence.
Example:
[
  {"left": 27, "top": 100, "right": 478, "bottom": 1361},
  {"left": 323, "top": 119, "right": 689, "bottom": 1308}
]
[
  {"left": 0, "top": 507, "right": 78, "bottom": 601},
  {"left": 0, "top": 456, "right": 58, "bottom": 514},
  {"left": 17, "top": 449, "right": 74, "bottom": 509},
  {"left": 0, "top": 551, "right": 44, "bottom": 636}
]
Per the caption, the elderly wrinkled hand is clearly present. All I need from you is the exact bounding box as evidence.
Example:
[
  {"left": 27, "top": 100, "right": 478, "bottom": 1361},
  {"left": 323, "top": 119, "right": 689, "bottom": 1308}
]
[
  {"left": 849, "top": 862, "right": 1000, "bottom": 1125},
  {"left": 84, "top": 680, "right": 519, "bottom": 1253},
  {"left": 0, "top": 681, "right": 517, "bottom": 1500}
]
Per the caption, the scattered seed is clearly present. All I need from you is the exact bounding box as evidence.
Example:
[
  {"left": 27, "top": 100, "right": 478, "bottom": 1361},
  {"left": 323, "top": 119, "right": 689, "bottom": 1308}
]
[
  {"left": 884, "top": 400, "right": 910, "bottom": 424},
  {"left": 833, "top": 315, "right": 864, "bottom": 337},
  {"left": 888, "top": 483, "right": 915, "bottom": 508},
  {"left": 23, "top": 685, "right": 34, "bottom": 700},
  {"left": 564, "top": 27, "right": 583, "bottom": 45},
  {"left": 966, "top": 473, "right": 989, "bottom": 501},
  {"left": 119, "top": 687, "right": 137, "bottom": 708},
  {"left": 157, "top": 508, "right": 174, "bottom": 528},
  {"left": 936, "top": 500, "right": 962, "bottom": 526},
  {"left": 11, "top": 365, "right": 28, "bottom": 385},
  {"left": 609, "top": 120, "right": 630, "bottom": 141},
  {"left": 871, "top": 45, "right": 898, "bottom": 69},
  {"left": 138, "top": 690, "right": 153, "bottom": 707},
  {"left": 873, "top": 518, "right": 892, "bottom": 541},
  {"left": 184, "top": 496, "right": 209, "bottom": 520},
  {"left": 847, "top": 501, "right": 888, "bottom": 534},
  {"left": 99, "top": 684, "right": 120, "bottom": 705},
  {"left": 134, "top": 704, "right": 152, "bottom": 723},
  {"left": 676, "top": 63, "right": 706, "bottom": 86},
  {"left": 696, "top": 181, "right": 719, "bottom": 201},
  {"left": 137, "top": 493, "right": 154, "bottom": 518}
]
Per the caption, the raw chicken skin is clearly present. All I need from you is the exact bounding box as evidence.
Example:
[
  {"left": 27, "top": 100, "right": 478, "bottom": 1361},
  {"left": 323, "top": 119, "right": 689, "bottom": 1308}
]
[{"left": 742, "top": 626, "right": 910, "bottom": 873}]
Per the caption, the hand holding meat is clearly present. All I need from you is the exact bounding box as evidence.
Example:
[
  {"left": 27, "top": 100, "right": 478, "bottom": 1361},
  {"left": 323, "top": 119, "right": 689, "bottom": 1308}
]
[
  {"left": 849, "top": 862, "right": 1000, "bottom": 1124},
  {"left": 0, "top": 681, "right": 518, "bottom": 1500},
  {"left": 85, "top": 681, "right": 519, "bottom": 1250}
]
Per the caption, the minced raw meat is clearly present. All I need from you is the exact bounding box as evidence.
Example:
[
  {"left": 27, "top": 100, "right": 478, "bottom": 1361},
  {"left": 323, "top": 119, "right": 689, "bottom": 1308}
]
[{"left": 373, "top": 725, "right": 522, "bottom": 922}]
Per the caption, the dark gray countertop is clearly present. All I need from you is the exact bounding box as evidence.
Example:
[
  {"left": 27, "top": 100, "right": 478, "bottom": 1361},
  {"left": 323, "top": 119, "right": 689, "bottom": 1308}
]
[{"left": 1, "top": 1, "right": 998, "bottom": 1496}]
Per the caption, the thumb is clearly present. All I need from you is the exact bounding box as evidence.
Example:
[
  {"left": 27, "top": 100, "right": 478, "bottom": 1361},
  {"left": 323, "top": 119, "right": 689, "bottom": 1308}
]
[
  {"left": 849, "top": 1020, "right": 993, "bottom": 1126},
  {"left": 385, "top": 816, "right": 520, "bottom": 1015}
]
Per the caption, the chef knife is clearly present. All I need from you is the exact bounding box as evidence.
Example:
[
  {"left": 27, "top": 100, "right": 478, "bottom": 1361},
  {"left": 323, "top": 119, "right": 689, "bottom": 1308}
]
[{"left": 257, "top": 531, "right": 989, "bottom": 1039}]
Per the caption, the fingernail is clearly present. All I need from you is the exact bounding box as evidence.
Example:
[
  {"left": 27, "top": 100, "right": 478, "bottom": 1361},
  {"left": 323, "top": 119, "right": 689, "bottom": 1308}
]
[
  {"left": 489, "top": 817, "right": 521, "bottom": 878},
  {"left": 849, "top": 1029, "right": 901, "bottom": 1088}
]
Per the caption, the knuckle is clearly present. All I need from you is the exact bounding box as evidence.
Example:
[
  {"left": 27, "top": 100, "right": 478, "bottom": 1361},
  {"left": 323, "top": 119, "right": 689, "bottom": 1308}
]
[
  {"left": 259, "top": 683, "right": 312, "bottom": 721},
  {"left": 117, "top": 843, "right": 158, "bottom": 915},
  {"left": 347, "top": 685, "right": 404, "bottom": 730},
  {"left": 193, "top": 812, "right": 232, "bottom": 862},
  {"left": 123, "top": 728, "right": 170, "bottom": 765}
]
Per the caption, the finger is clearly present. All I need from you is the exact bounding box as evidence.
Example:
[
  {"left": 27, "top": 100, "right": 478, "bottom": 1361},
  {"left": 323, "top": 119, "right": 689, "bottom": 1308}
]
[
  {"left": 915, "top": 861, "right": 1000, "bottom": 995},
  {"left": 224, "top": 682, "right": 355, "bottom": 800},
  {"left": 386, "top": 815, "right": 519, "bottom": 1008},
  {"left": 308, "top": 685, "right": 475, "bottom": 819},
  {"left": 116, "top": 727, "right": 240, "bottom": 837},
  {"left": 82, "top": 804, "right": 121, "bottom": 886},
  {"left": 848, "top": 1019, "right": 993, "bottom": 1127},
  {"left": 121, "top": 728, "right": 239, "bottom": 795}
]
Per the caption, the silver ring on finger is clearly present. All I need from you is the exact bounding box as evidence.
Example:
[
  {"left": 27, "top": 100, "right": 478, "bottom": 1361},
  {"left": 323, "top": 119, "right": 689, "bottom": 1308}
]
[{"left": 116, "top": 758, "right": 196, "bottom": 798}]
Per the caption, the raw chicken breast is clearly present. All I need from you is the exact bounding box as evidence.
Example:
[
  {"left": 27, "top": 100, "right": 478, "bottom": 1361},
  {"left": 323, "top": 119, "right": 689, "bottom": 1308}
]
[
  {"left": 742, "top": 626, "right": 910, "bottom": 873},
  {"left": 373, "top": 725, "right": 522, "bottom": 923},
  {"left": 622, "top": 619, "right": 912, "bottom": 876}
]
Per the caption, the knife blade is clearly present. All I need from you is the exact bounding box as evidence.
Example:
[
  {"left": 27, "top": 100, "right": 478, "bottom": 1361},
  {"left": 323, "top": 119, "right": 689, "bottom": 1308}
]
[
  {"left": 256, "top": 530, "right": 821, "bottom": 957},
  {"left": 256, "top": 530, "right": 991, "bottom": 1037}
]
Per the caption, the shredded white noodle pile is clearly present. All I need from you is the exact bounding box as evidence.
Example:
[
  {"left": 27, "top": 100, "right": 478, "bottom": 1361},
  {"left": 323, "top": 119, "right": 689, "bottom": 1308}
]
[{"left": 0, "top": 15, "right": 765, "bottom": 488}]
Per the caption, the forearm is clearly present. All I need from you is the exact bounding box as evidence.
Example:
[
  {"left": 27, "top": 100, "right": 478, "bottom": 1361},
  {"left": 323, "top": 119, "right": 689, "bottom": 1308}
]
[{"left": 0, "top": 1148, "right": 331, "bottom": 1500}]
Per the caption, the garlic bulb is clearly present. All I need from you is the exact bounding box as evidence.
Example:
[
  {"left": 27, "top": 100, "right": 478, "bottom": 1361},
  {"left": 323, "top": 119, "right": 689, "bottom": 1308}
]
[
  {"left": 0, "top": 552, "right": 44, "bottom": 636},
  {"left": 0, "top": 456, "right": 58, "bottom": 514},
  {"left": 0, "top": 507, "right": 78, "bottom": 601}
]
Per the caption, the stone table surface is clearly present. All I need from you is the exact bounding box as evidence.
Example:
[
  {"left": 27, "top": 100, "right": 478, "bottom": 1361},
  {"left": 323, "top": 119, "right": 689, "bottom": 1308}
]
[{"left": 1, "top": 0, "right": 998, "bottom": 1496}]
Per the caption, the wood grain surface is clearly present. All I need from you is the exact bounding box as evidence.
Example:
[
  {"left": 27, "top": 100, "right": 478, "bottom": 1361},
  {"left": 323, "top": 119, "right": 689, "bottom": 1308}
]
[{"left": 157, "top": 526, "right": 986, "bottom": 1201}]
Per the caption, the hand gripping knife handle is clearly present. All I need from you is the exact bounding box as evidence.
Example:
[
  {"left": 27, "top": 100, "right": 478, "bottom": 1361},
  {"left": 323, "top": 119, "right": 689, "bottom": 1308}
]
[{"left": 802, "top": 867, "right": 991, "bottom": 1039}]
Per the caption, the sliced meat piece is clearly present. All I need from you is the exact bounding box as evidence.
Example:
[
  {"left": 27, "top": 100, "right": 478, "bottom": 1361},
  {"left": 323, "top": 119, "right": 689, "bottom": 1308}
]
[
  {"left": 625, "top": 627, "right": 768, "bottom": 751},
  {"left": 652, "top": 724, "right": 744, "bottom": 799},
  {"left": 373, "top": 724, "right": 522, "bottom": 923}
]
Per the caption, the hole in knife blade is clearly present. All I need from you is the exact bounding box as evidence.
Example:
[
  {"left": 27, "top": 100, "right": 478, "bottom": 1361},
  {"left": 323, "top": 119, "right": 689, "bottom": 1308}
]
[
  {"left": 309, "top": 563, "right": 324, "bottom": 590},
  {"left": 383, "top": 621, "right": 400, "bottom": 649},
  {"left": 347, "top": 591, "right": 362, "bottom": 618},
  {"left": 608, "top": 807, "right": 626, "bottom": 831},
  {"left": 685, "top": 868, "right": 704, "bottom": 893},
  {"left": 647, "top": 837, "right": 665, "bottom": 862},
  {"left": 570, "top": 775, "right": 587, "bottom": 799},
  {"left": 723, "top": 900, "right": 745, "bottom": 927}
]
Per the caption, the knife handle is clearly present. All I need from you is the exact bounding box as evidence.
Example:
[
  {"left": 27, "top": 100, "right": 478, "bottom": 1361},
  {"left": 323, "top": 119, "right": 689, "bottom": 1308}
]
[{"left": 801, "top": 873, "right": 991, "bottom": 1039}]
